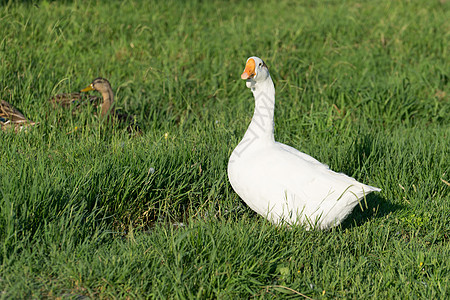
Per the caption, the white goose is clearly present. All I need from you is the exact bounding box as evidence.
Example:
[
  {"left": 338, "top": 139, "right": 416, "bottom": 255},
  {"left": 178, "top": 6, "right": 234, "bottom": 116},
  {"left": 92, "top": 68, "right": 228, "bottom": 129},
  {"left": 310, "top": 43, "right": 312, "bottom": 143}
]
[{"left": 227, "top": 56, "right": 381, "bottom": 229}]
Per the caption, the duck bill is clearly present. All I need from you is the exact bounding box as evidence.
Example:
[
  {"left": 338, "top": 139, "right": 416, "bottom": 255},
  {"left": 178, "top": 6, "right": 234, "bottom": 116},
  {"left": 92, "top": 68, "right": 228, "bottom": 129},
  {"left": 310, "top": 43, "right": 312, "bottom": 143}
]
[
  {"left": 80, "top": 84, "right": 94, "bottom": 92},
  {"left": 241, "top": 58, "right": 256, "bottom": 80}
]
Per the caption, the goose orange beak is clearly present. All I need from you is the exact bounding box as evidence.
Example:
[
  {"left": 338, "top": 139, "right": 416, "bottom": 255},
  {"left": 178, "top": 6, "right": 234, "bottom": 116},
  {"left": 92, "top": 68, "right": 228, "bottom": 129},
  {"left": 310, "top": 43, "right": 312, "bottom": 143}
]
[
  {"left": 241, "top": 58, "right": 256, "bottom": 80},
  {"left": 80, "top": 84, "right": 94, "bottom": 92}
]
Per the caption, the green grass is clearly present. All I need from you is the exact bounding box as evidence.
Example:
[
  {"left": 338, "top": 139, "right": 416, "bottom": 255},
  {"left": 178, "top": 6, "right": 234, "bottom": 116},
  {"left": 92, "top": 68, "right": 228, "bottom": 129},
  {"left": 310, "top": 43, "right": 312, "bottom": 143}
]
[{"left": 0, "top": 0, "right": 449, "bottom": 298}]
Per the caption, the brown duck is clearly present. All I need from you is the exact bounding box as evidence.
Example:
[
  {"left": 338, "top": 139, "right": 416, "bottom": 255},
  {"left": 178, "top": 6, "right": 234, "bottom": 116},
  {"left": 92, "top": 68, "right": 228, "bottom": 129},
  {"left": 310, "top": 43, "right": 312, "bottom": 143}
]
[
  {"left": 79, "top": 77, "right": 115, "bottom": 118},
  {"left": 0, "top": 100, "right": 36, "bottom": 132},
  {"left": 49, "top": 92, "right": 100, "bottom": 109},
  {"left": 52, "top": 78, "right": 139, "bottom": 131},
  {"left": 49, "top": 77, "right": 110, "bottom": 117}
]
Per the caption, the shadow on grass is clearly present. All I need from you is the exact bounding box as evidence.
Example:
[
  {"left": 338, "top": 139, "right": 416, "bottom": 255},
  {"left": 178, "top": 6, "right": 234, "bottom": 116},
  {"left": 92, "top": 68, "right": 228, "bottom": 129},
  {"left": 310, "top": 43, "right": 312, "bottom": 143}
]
[{"left": 340, "top": 193, "right": 403, "bottom": 230}]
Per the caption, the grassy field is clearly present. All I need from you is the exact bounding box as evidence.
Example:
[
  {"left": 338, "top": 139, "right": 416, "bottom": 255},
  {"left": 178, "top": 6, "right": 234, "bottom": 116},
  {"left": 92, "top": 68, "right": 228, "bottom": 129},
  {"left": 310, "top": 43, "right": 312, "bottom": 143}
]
[{"left": 0, "top": 0, "right": 449, "bottom": 298}]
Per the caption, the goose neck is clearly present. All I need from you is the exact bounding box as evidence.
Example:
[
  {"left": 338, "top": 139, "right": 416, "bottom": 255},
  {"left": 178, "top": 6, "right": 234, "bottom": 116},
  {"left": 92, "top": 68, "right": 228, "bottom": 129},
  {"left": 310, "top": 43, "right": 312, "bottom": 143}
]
[{"left": 246, "top": 77, "right": 275, "bottom": 143}]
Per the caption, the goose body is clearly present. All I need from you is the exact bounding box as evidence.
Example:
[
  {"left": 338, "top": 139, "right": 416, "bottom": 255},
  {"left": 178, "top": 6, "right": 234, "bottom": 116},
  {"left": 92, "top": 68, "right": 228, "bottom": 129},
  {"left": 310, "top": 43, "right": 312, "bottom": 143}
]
[
  {"left": 228, "top": 57, "right": 380, "bottom": 229},
  {"left": 0, "top": 100, "right": 36, "bottom": 132}
]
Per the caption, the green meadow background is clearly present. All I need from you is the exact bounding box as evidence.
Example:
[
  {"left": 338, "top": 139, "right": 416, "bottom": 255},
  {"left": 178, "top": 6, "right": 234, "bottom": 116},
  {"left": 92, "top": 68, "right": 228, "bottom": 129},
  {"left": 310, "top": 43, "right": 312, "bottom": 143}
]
[{"left": 0, "top": 0, "right": 449, "bottom": 298}]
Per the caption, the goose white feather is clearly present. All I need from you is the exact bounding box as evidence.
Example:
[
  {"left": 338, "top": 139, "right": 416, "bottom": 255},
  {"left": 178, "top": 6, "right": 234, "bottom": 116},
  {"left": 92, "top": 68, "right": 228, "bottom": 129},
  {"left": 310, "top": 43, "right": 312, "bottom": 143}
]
[{"left": 228, "top": 56, "right": 381, "bottom": 229}]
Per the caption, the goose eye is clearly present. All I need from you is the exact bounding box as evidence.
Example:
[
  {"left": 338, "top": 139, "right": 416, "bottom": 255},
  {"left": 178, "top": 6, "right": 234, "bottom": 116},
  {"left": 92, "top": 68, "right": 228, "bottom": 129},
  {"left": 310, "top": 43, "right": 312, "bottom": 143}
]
[{"left": 259, "top": 63, "right": 262, "bottom": 67}]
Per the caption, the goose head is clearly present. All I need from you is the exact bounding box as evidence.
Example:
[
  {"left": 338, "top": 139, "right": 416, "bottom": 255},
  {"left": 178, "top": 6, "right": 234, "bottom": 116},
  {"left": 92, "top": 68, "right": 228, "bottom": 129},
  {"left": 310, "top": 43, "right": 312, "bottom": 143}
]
[{"left": 241, "top": 56, "right": 270, "bottom": 89}]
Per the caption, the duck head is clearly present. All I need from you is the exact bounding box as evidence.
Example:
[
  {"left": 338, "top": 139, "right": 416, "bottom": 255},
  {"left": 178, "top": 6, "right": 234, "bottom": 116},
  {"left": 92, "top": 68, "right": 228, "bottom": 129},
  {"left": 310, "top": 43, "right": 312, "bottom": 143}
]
[
  {"left": 81, "top": 77, "right": 114, "bottom": 117},
  {"left": 80, "top": 77, "right": 112, "bottom": 94}
]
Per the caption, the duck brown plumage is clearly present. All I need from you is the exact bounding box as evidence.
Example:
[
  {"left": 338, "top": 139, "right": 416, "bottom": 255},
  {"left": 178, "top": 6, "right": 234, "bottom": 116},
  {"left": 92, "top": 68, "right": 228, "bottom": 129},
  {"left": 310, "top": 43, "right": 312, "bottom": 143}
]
[{"left": 0, "top": 100, "right": 36, "bottom": 132}]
